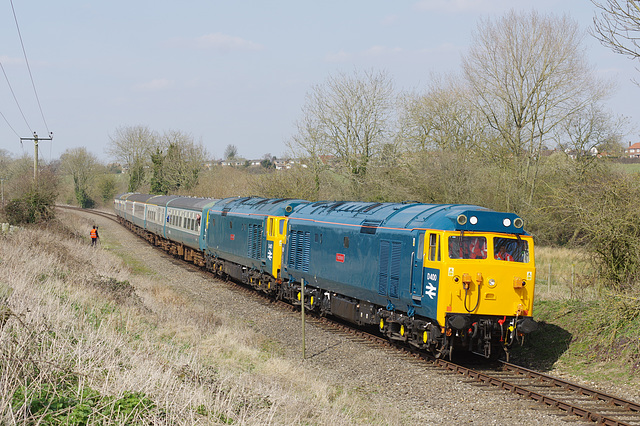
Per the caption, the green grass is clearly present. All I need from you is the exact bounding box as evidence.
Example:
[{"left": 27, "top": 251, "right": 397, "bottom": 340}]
[
  {"left": 513, "top": 297, "right": 640, "bottom": 386},
  {"left": 612, "top": 162, "right": 640, "bottom": 174}
]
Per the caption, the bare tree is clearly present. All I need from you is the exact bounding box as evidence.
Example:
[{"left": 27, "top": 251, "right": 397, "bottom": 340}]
[
  {"left": 592, "top": 0, "right": 640, "bottom": 65},
  {"left": 107, "top": 125, "right": 157, "bottom": 191},
  {"left": 150, "top": 130, "right": 207, "bottom": 194},
  {"left": 60, "top": 147, "right": 99, "bottom": 208},
  {"left": 462, "top": 10, "right": 611, "bottom": 209},
  {"left": 397, "top": 75, "right": 487, "bottom": 155},
  {"left": 555, "top": 105, "right": 629, "bottom": 175},
  {"left": 224, "top": 144, "right": 239, "bottom": 161},
  {"left": 289, "top": 69, "right": 395, "bottom": 197}
]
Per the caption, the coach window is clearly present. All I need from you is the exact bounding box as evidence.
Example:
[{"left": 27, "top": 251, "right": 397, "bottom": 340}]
[{"left": 344, "top": 236, "right": 350, "bottom": 248}]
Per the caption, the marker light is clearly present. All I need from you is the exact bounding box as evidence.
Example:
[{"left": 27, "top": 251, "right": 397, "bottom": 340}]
[
  {"left": 503, "top": 218, "right": 511, "bottom": 227},
  {"left": 470, "top": 216, "right": 478, "bottom": 225}
]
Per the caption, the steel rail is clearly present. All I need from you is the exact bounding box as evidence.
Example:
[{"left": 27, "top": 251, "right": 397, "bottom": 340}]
[
  {"left": 499, "top": 361, "right": 640, "bottom": 412},
  {"left": 433, "top": 358, "right": 639, "bottom": 425}
]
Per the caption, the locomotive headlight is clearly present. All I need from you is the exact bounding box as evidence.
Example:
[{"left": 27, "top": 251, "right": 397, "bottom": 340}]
[
  {"left": 488, "top": 278, "right": 496, "bottom": 288},
  {"left": 457, "top": 214, "right": 467, "bottom": 225},
  {"left": 503, "top": 218, "right": 511, "bottom": 227},
  {"left": 514, "top": 217, "right": 524, "bottom": 228},
  {"left": 470, "top": 216, "right": 478, "bottom": 225}
]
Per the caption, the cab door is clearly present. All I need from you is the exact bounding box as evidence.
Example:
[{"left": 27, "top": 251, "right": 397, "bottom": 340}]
[
  {"left": 411, "top": 232, "right": 425, "bottom": 306},
  {"left": 422, "top": 232, "right": 442, "bottom": 319},
  {"left": 266, "top": 216, "right": 288, "bottom": 279}
]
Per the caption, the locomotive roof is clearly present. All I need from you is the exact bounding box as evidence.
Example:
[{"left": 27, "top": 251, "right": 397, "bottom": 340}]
[
  {"left": 291, "top": 201, "right": 527, "bottom": 235},
  {"left": 209, "top": 196, "right": 308, "bottom": 217}
]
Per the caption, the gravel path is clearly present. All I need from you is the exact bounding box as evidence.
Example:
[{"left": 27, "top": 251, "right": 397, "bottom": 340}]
[{"left": 81, "top": 211, "right": 572, "bottom": 425}]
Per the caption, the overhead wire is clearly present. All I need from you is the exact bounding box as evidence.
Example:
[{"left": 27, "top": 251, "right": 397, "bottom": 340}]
[
  {"left": 0, "top": 108, "right": 21, "bottom": 138},
  {"left": 0, "top": 60, "right": 32, "bottom": 133},
  {"left": 9, "top": 0, "right": 51, "bottom": 135}
]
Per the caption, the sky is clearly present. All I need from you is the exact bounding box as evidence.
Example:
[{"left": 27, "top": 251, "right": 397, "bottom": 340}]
[{"left": 0, "top": 0, "right": 638, "bottom": 164}]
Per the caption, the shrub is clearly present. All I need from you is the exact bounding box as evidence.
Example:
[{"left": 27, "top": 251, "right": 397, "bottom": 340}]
[{"left": 3, "top": 186, "right": 57, "bottom": 225}]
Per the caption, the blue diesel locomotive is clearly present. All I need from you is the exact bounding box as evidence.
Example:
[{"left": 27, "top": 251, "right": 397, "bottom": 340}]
[{"left": 115, "top": 193, "right": 537, "bottom": 359}]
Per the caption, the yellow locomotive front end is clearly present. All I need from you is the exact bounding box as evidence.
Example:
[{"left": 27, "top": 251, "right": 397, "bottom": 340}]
[{"left": 434, "top": 230, "right": 537, "bottom": 359}]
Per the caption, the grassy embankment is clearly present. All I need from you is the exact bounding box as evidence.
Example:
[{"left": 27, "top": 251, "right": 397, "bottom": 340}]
[
  {"left": 2, "top": 213, "right": 638, "bottom": 424},
  {"left": 513, "top": 246, "right": 640, "bottom": 389},
  {"left": 0, "top": 213, "right": 403, "bottom": 425}
]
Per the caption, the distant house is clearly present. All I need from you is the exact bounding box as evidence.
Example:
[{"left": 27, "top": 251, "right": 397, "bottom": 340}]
[{"left": 625, "top": 142, "right": 640, "bottom": 158}]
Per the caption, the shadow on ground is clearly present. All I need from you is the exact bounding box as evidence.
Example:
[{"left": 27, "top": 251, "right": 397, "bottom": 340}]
[{"left": 509, "top": 321, "right": 573, "bottom": 371}]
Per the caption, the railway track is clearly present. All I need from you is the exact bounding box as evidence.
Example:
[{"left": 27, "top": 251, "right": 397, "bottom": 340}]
[
  {"left": 306, "top": 313, "right": 640, "bottom": 425},
  {"left": 57, "top": 205, "right": 119, "bottom": 222},
  {"left": 63, "top": 205, "right": 640, "bottom": 425}
]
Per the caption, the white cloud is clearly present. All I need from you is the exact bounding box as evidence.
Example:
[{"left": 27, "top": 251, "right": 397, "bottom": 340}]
[
  {"left": 133, "top": 78, "right": 172, "bottom": 92},
  {"left": 0, "top": 55, "right": 22, "bottom": 65},
  {"left": 191, "top": 33, "right": 263, "bottom": 52}
]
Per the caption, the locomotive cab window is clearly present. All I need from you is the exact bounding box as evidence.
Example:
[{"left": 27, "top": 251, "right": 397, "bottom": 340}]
[
  {"left": 448, "top": 235, "right": 487, "bottom": 260},
  {"left": 344, "top": 237, "right": 349, "bottom": 248},
  {"left": 416, "top": 234, "right": 424, "bottom": 260},
  {"left": 268, "top": 218, "right": 275, "bottom": 237},
  {"left": 428, "top": 233, "right": 441, "bottom": 261},
  {"left": 494, "top": 237, "right": 529, "bottom": 263}
]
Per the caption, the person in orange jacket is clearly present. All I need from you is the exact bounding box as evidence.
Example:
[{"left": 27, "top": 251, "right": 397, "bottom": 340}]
[
  {"left": 495, "top": 244, "right": 513, "bottom": 261},
  {"left": 90, "top": 225, "right": 99, "bottom": 247}
]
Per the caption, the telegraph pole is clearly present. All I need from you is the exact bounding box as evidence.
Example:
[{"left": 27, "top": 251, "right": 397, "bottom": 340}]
[
  {"left": 20, "top": 132, "right": 53, "bottom": 183},
  {"left": 0, "top": 177, "right": 5, "bottom": 207}
]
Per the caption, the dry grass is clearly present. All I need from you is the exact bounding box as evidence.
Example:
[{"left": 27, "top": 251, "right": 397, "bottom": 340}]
[
  {"left": 0, "top": 215, "right": 400, "bottom": 425},
  {"left": 534, "top": 246, "right": 604, "bottom": 301}
]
